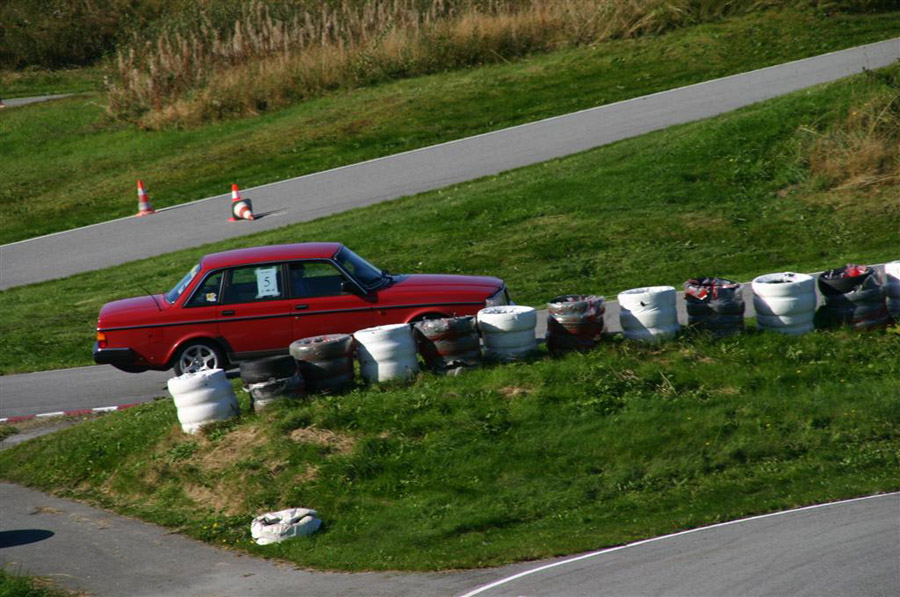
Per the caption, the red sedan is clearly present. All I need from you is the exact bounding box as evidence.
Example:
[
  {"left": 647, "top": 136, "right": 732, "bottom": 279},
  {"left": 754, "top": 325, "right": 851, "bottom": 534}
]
[{"left": 93, "top": 243, "right": 508, "bottom": 374}]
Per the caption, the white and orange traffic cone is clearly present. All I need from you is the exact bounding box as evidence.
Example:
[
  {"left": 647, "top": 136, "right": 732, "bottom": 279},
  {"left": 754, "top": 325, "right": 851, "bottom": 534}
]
[
  {"left": 229, "top": 184, "right": 255, "bottom": 221},
  {"left": 135, "top": 180, "right": 156, "bottom": 217}
]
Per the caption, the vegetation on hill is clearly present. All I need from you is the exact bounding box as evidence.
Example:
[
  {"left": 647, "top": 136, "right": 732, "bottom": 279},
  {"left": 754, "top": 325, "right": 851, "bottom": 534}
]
[{"left": 1, "top": 328, "right": 897, "bottom": 570}]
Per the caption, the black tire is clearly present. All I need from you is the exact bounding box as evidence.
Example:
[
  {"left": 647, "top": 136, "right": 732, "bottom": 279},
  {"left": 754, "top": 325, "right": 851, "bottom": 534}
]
[
  {"left": 290, "top": 334, "right": 354, "bottom": 361},
  {"left": 240, "top": 355, "right": 298, "bottom": 384},
  {"left": 818, "top": 267, "right": 881, "bottom": 296},
  {"left": 173, "top": 339, "right": 227, "bottom": 376}
]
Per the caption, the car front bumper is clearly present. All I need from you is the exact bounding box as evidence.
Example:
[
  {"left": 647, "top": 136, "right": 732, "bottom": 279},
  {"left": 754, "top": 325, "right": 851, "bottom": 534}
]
[{"left": 92, "top": 342, "right": 137, "bottom": 367}]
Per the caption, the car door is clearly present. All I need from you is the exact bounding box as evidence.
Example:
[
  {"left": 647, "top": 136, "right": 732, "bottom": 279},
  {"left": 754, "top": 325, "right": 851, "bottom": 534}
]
[
  {"left": 217, "top": 263, "right": 295, "bottom": 358},
  {"left": 289, "top": 260, "right": 375, "bottom": 340}
]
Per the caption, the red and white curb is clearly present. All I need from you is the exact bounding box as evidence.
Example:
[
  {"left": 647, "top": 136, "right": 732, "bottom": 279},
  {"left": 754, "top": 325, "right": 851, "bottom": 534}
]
[{"left": 0, "top": 403, "right": 141, "bottom": 425}]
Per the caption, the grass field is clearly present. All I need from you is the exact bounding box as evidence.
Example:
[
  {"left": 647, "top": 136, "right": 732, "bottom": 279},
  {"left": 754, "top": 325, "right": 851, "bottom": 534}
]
[
  {"left": 1, "top": 63, "right": 897, "bottom": 375},
  {"left": 0, "top": 570, "right": 71, "bottom": 597},
  {"left": 1, "top": 328, "right": 897, "bottom": 570},
  {"left": 2, "top": 8, "right": 899, "bottom": 244}
]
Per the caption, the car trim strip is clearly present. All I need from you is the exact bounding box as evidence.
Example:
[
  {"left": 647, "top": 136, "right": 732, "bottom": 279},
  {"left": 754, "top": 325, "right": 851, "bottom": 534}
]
[{"left": 97, "top": 301, "right": 486, "bottom": 332}]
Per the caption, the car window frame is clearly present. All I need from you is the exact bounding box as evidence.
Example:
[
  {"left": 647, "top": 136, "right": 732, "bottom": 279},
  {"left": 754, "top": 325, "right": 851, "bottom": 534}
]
[
  {"left": 218, "top": 261, "right": 291, "bottom": 305},
  {"left": 286, "top": 258, "right": 368, "bottom": 299},
  {"left": 182, "top": 268, "right": 226, "bottom": 308}
]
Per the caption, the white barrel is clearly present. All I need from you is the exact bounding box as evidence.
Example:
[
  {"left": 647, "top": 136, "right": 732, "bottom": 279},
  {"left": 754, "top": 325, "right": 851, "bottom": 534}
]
[
  {"left": 618, "top": 286, "right": 679, "bottom": 341},
  {"left": 886, "top": 261, "right": 900, "bottom": 318},
  {"left": 354, "top": 323, "right": 419, "bottom": 383},
  {"left": 751, "top": 272, "right": 816, "bottom": 335},
  {"left": 477, "top": 306, "right": 537, "bottom": 360},
  {"left": 167, "top": 369, "right": 239, "bottom": 434}
]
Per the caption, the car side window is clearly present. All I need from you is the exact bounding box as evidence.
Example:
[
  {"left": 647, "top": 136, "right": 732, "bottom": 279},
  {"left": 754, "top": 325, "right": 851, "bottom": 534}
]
[
  {"left": 186, "top": 271, "right": 224, "bottom": 307},
  {"left": 289, "top": 261, "right": 351, "bottom": 298},
  {"left": 222, "top": 265, "right": 285, "bottom": 304}
]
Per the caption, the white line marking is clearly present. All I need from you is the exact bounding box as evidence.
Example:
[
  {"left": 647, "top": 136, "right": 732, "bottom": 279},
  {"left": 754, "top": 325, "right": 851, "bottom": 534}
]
[
  {"left": 2, "top": 38, "right": 896, "bottom": 250},
  {"left": 458, "top": 492, "right": 899, "bottom": 597}
]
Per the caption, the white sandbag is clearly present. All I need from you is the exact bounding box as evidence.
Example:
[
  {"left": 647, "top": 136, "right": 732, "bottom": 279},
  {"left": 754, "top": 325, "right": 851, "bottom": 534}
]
[{"left": 251, "top": 508, "right": 321, "bottom": 545}]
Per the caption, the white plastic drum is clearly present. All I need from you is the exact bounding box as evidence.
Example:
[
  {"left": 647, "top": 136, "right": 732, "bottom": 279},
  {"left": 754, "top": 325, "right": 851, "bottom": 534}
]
[
  {"left": 167, "top": 369, "right": 239, "bottom": 434},
  {"left": 751, "top": 272, "right": 816, "bottom": 335},
  {"left": 477, "top": 305, "right": 537, "bottom": 360},
  {"left": 354, "top": 324, "right": 419, "bottom": 383},
  {"left": 618, "top": 286, "right": 679, "bottom": 341},
  {"left": 885, "top": 261, "right": 900, "bottom": 319}
]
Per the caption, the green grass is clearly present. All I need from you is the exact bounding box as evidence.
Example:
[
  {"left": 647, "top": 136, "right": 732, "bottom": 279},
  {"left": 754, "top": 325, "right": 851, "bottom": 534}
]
[
  {"left": 0, "top": 66, "right": 105, "bottom": 99},
  {"left": 0, "top": 570, "right": 71, "bottom": 597},
  {"left": 2, "top": 8, "right": 899, "bottom": 244},
  {"left": 1, "top": 63, "right": 898, "bottom": 375},
  {"left": 1, "top": 328, "right": 897, "bottom": 570}
]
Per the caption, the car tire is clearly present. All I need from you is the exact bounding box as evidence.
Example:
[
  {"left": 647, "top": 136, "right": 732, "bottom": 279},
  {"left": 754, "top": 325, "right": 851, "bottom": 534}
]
[
  {"left": 173, "top": 340, "right": 227, "bottom": 376},
  {"left": 239, "top": 355, "right": 298, "bottom": 384}
]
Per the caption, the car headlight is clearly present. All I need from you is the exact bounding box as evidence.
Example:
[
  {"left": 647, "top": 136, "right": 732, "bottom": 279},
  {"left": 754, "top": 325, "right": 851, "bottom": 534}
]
[{"left": 485, "top": 286, "right": 510, "bottom": 307}]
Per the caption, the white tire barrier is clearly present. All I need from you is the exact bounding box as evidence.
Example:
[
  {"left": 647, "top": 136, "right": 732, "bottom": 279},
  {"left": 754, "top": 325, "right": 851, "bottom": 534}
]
[
  {"left": 251, "top": 508, "right": 321, "bottom": 545},
  {"left": 618, "top": 286, "right": 679, "bottom": 341},
  {"left": 354, "top": 324, "right": 419, "bottom": 383},
  {"left": 477, "top": 306, "right": 537, "bottom": 360},
  {"left": 167, "top": 369, "right": 239, "bottom": 434},
  {"left": 751, "top": 272, "right": 815, "bottom": 335},
  {"left": 886, "top": 261, "right": 900, "bottom": 319}
]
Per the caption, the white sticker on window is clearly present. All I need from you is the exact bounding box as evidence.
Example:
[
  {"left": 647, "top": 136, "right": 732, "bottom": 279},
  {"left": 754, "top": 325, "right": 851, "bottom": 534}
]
[{"left": 255, "top": 267, "right": 280, "bottom": 298}]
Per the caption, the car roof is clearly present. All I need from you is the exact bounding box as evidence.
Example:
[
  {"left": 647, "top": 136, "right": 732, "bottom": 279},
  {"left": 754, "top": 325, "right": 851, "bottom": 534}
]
[{"left": 201, "top": 243, "right": 343, "bottom": 270}]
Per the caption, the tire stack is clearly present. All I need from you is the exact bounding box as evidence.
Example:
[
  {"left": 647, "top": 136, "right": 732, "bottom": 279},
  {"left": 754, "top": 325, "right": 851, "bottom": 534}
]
[
  {"left": 683, "top": 278, "right": 745, "bottom": 337},
  {"left": 240, "top": 355, "right": 305, "bottom": 412},
  {"left": 414, "top": 316, "right": 481, "bottom": 372},
  {"left": 289, "top": 335, "right": 355, "bottom": 393},
  {"left": 751, "top": 272, "right": 815, "bottom": 335},
  {"left": 886, "top": 261, "right": 900, "bottom": 320},
  {"left": 167, "top": 369, "right": 239, "bottom": 434},
  {"left": 816, "top": 264, "right": 890, "bottom": 330},
  {"left": 477, "top": 306, "right": 537, "bottom": 361},
  {"left": 354, "top": 324, "right": 420, "bottom": 383},
  {"left": 618, "top": 286, "right": 679, "bottom": 341},
  {"left": 545, "top": 295, "right": 605, "bottom": 353}
]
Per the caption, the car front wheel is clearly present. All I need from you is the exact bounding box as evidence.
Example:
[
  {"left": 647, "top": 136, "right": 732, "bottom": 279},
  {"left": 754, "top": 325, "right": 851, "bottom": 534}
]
[{"left": 173, "top": 340, "right": 226, "bottom": 376}]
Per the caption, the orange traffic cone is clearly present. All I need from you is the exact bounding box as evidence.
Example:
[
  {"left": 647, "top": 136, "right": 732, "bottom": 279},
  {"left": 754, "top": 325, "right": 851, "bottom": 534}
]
[
  {"left": 135, "top": 180, "right": 156, "bottom": 217},
  {"left": 229, "top": 184, "right": 255, "bottom": 221}
]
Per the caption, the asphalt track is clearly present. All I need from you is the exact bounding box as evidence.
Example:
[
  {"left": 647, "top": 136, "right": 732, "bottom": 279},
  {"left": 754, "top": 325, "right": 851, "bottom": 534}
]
[
  {"left": 1, "top": 94, "right": 72, "bottom": 109},
  {"left": 2, "top": 38, "right": 898, "bottom": 290},
  {"left": 1, "top": 483, "right": 896, "bottom": 597}
]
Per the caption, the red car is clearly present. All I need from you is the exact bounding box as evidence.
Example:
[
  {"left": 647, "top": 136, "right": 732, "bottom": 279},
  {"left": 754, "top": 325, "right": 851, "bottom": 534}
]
[{"left": 93, "top": 243, "right": 508, "bottom": 374}]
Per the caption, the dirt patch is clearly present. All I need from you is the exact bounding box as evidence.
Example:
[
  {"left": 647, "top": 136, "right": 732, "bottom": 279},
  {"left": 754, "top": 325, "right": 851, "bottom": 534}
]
[
  {"left": 197, "top": 425, "right": 269, "bottom": 472},
  {"left": 290, "top": 427, "right": 356, "bottom": 455},
  {"left": 183, "top": 482, "right": 245, "bottom": 515},
  {"left": 498, "top": 386, "right": 530, "bottom": 399},
  {"left": 296, "top": 465, "right": 320, "bottom": 483}
]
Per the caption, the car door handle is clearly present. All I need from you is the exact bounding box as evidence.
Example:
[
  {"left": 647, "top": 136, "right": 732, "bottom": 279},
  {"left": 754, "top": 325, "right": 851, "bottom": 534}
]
[
  {"left": 222, "top": 310, "right": 235, "bottom": 316},
  {"left": 294, "top": 304, "right": 309, "bottom": 310}
]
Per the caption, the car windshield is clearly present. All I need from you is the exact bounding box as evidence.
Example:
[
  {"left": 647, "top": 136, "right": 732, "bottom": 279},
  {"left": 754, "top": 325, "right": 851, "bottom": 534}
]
[
  {"left": 335, "top": 247, "right": 385, "bottom": 288},
  {"left": 165, "top": 263, "right": 201, "bottom": 304}
]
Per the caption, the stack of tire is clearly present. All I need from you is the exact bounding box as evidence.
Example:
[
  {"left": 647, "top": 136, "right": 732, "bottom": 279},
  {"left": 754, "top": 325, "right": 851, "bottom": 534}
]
[
  {"left": 815, "top": 264, "right": 890, "bottom": 331},
  {"left": 683, "top": 278, "right": 745, "bottom": 337},
  {"left": 477, "top": 306, "right": 537, "bottom": 361},
  {"left": 240, "top": 355, "right": 305, "bottom": 412},
  {"left": 751, "top": 272, "right": 815, "bottom": 335},
  {"left": 289, "top": 335, "right": 355, "bottom": 393},
  {"left": 167, "top": 369, "right": 239, "bottom": 434},
  {"left": 886, "top": 261, "right": 900, "bottom": 320},
  {"left": 354, "top": 324, "right": 420, "bottom": 383},
  {"left": 545, "top": 295, "right": 605, "bottom": 353},
  {"left": 618, "top": 286, "right": 679, "bottom": 341},
  {"left": 414, "top": 316, "right": 481, "bottom": 372}
]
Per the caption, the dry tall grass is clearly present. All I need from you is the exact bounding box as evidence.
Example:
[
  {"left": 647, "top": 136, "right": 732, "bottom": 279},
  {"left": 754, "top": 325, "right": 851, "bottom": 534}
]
[
  {"left": 107, "top": 0, "right": 782, "bottom": 128},
  {"left": 805, "top": 76, "right": 900, "bottom": 189}
]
